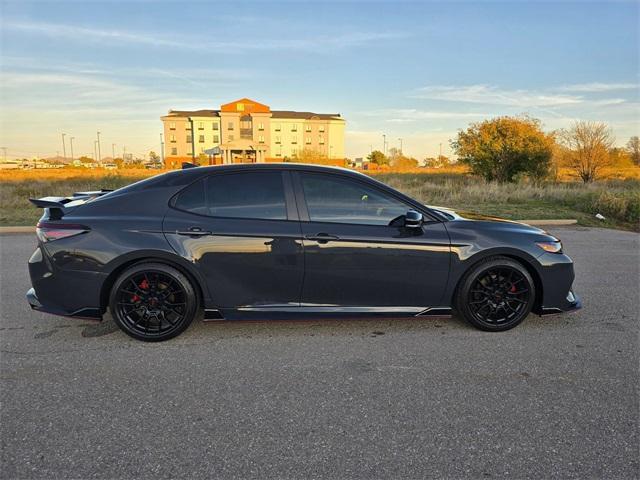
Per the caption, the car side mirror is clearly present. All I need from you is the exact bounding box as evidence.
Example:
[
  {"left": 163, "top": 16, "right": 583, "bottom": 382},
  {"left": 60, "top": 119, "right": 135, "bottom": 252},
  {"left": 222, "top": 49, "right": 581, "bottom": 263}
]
[{"left": 404, "top": 210, "right": 423, "bottom": 228}]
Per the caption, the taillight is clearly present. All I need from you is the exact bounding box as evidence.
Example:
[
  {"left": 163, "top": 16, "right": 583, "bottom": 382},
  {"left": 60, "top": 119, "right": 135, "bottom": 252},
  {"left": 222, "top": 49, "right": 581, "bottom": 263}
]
[{"left": 36, "top": 222, "right": 89, "bottom": 242}]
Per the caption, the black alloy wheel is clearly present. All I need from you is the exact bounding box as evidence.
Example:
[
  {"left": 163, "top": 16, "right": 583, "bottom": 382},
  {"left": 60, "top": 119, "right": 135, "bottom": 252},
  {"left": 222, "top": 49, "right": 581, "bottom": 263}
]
[
  {"left": 456, "top": 256, "right": 535, "bottom": 331},
  {"left": 109, "top": 263, "right": 198, "bottom": 341}
]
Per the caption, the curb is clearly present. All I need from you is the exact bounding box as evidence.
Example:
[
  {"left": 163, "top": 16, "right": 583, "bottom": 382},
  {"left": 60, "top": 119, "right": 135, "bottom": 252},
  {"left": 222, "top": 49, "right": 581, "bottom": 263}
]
[
  {"left": 0, "top": 226, "right": 37, "bottom": 234},
  {"left": 517, "top": 219, "right": 578, "bottom": 226},
  {"left": 0, "top": 219, "right": 579, "bottom": 234}
]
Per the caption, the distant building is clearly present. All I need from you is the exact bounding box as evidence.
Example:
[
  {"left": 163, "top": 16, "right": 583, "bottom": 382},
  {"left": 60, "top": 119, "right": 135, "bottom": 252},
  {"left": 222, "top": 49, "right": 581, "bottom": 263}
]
[{"left": 160, "top": 98, "right": 345, "bottom": 167}]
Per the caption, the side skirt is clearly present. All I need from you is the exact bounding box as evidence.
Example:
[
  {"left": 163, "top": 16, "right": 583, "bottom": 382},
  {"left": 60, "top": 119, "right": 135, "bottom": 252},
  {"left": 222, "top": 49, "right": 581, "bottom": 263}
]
[{"left": 212, "top": 305, "right": 453, "bottom": 321}]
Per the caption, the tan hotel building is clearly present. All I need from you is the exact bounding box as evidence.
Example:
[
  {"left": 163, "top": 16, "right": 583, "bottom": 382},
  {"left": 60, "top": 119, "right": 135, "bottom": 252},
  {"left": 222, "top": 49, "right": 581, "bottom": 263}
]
[{"left": 161, "top": 98, "right": 345, "bottom": 167}]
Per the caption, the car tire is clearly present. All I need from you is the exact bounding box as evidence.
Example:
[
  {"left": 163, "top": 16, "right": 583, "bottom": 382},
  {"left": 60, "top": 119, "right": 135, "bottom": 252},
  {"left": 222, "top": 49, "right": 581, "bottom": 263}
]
[
  {"left": 109, "top": 262, "right": 198, "bottom": 342},
  {"left": 455, "top": 256, "right": 535, "bottom": 332}
]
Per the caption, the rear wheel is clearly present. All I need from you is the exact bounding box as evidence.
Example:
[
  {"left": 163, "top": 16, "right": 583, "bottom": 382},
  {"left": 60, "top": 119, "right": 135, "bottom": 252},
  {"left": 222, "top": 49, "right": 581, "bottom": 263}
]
[
  {"left": 455, "top": 256, "right": 535, "bottom": 332},
  {"left": 109, "top": 263, "right": 198, "bottom": 341}
]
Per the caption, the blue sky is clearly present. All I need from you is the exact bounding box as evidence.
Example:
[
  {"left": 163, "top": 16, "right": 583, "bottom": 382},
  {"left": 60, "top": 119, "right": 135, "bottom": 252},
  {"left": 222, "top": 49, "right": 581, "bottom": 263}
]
[{"left": 1, "top": 0, "right": 638, "bottom": 160}]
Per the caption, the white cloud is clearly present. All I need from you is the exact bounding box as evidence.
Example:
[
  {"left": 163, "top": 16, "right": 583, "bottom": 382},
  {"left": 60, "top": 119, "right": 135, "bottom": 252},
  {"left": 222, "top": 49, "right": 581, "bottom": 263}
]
[
  {"left": 362, "top": 108, "right": 492, "bottom": 123},
  {"left": 411, "top": 84, "right": 583, "bottom": 107},
  {"left": 3, "top": 20, "right": 406, "bottom": 52},
  {"left": 558, "top": 82, "right": 639, "bottom": 93}
]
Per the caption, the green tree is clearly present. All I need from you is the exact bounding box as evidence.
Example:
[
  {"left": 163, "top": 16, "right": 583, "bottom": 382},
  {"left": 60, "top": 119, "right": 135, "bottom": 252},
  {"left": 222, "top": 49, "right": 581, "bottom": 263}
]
[
  {"left": 451, "top": 116, "right": 554, "bottom": 182},
  {"left": 367, "top": 150, "right": 389, "bottom": 165}
]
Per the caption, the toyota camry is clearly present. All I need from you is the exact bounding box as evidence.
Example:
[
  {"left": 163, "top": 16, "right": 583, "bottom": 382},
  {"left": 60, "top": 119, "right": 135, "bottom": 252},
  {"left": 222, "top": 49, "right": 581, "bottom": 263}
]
[{"left": 26, "top": 163, "right": 581, "bottom": 341}]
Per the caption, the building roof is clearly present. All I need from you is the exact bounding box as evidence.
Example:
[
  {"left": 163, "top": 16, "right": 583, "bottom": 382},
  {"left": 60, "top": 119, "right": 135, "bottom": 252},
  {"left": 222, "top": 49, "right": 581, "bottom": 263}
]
[
  {"left": 271, "top": 111, "right": 342, "bottom": 120},
  {"left": 165, "top": 109, "right": 220, "bottom": 118},
  {"left": 164, "top": 108, "right": 342, "bottom": 121}
]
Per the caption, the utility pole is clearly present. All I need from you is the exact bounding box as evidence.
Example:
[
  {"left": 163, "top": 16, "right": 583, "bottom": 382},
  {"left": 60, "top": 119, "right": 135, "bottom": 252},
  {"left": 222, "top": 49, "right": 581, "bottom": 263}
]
[
  {"left": 69, "top": 137, "right": 75, "bottom": 162},
  {"left": 398, "top": 138, "right": 403, "bottom": 154},
  {"left": 382, "top": 134, "right": 387, "bottom": 155},
  {"left": 96, "top": 131, "right": 102, "bottom": 164},
  {"left": 160, "top": 133, "right": 164, "bottom": 166},
  {"left": 61, "top": 133, "right": 67, "bottom": 162}
]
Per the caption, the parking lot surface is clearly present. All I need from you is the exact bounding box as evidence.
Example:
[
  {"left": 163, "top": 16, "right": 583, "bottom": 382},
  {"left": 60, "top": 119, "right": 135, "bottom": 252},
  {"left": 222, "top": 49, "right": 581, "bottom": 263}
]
[{"left": 1, "top": 227, "right": 638, "bottom": 479}]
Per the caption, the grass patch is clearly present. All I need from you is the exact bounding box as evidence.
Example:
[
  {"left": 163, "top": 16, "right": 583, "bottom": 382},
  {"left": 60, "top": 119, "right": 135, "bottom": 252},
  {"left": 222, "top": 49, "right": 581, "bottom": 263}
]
[{"left": 1, "top": 171, "right": 638, "bottom": 231}]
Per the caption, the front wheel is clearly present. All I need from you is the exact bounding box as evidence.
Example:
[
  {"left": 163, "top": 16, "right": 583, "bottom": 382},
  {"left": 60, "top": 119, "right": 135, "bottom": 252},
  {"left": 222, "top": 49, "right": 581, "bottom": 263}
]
[
  {"left": 109, "top": 263, "right": 198, "bottom": 342},
  {"left": 455, "top": 256, "right": 535, "bottom": 332}
]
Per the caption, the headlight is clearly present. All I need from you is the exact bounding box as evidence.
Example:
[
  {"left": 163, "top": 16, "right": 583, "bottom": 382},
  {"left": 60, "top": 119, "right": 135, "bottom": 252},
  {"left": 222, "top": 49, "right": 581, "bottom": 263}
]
[{"left": 536, "top": 241, "right": 563, "bottom": 253}]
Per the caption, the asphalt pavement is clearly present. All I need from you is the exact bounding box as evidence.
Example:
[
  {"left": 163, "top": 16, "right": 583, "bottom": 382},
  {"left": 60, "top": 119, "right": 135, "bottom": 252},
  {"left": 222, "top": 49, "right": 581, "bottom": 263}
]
[{"left": 1, "top": 227, "right": 638, "bottom": 479}]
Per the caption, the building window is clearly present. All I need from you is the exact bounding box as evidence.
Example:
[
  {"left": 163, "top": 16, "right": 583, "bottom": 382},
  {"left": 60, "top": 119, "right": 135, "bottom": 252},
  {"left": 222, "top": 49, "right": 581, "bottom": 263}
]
[
  {"left": 291, "top": 124, "right": 297, "bottom": 132},
  {"left": 291, "top": 136, "right": 297, "bottom": 145},
  {"left": 213, "top": 135, "right": 219, "bottom": 143},
  {"left": 306, "top": 125, "right": 312, "bottom": 132},
  {"left": 187, "top": 135, "right": 192, "bottom": 143},
  {"left": 213, "top": 123, "right": 219, "bottom": 130},
  {"left": 259, "top": 135, "right": 265, "bottom": 144},
  {"left": 275, "top": 136, "right": 281, "bottom": 144},
  {"left": 198, "top": 122, "right": 204, "bottom": 130},
  {"left": 171, "top": 147, "right": 177, "bottom": 155},
  {"left": 199, "top": 135, "right": 205, "bottom": 143},
  {"left": 169, "top": 122, "right": 176, "bottom": 130},
  {"left": 319, "top": 136, "right": 325, "bottom": 145},
  {"left": 228, "top": 122, "right": 234, "bottom": 130},
  {"left": 276, "top": 153, "right": 281, "bottom": 157},
  {"left": 306, "top": 137, "right": 311, "bottom": 145},
  {"left": 186, "top": 124, "right": 192, "bottom": 131},
  {"left": 258, "top": 123, "right": 265, "bottom": 131},
  {"left": 274, "top": 124, "right": 281, "bottom": 132},
  {"left": 319, "top": 125, "right": 325, "bottom": 132},
  {"left": 170, "top": 134, "right": 176, "bottom": 143},
  {"left": 228, "top": 134, "right": 234, "bottom": 141}
]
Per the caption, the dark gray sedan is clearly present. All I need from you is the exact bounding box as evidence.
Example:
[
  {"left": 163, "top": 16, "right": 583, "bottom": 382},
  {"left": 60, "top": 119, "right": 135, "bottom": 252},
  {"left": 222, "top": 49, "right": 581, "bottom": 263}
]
[{"left": 26, "top": 163, "right": 580, "bottom": 341}]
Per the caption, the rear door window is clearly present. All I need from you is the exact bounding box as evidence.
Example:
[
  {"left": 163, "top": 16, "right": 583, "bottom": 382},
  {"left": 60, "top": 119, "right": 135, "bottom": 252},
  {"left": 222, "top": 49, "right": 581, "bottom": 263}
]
[{"left": 174, "top": 171, "right": 287, "bottom": 220}]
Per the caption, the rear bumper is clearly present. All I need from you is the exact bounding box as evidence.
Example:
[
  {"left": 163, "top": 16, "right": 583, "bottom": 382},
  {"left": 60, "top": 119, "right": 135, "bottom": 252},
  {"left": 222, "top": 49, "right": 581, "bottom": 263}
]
[
  {"left": 26, "top": 287, "right": 102, "bottom": 320},
  {"left": 27, "top": 245, "right": 105, "bottom": 320}
]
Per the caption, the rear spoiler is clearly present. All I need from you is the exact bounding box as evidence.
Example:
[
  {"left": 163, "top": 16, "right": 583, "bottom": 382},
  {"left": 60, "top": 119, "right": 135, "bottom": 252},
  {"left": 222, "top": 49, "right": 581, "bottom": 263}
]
[{"left": 29, "top": 189, "right": 113, "bottom": 220}]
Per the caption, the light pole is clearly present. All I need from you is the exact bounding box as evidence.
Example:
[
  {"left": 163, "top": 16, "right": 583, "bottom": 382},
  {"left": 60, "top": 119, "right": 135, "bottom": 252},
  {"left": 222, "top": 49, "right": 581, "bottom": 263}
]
[
  {"left": 69, "top": 137, "right": 75, "bottom": 162},
  {"left": 382, "top": 134, "right": 386, "bottom": 155},
  {"left": 61, "top": 133, "right": 67, "bottom": 162},
  {"left": 160, "top": 133, "right": 164, "bottom": 166},
  {"left": 398, "top": 138, "right": 403, "bottom": 154},
  {"left": 96, "top": 131, "right": 102, "bottom": 164}
]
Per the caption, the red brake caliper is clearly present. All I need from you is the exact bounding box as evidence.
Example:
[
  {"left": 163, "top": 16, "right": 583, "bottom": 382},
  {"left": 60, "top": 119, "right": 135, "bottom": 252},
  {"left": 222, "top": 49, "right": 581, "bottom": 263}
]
[
  {"left": 131, "top": 279, "right": 149, "bottom": 302},
  {"left": 510, "top": 284, "right": 517, "bottom": 293}
]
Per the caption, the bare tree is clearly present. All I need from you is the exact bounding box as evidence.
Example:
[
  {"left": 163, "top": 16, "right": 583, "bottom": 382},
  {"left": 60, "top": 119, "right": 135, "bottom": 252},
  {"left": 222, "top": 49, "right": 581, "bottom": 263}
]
[
  {"left": 559, "top": 121, "right": 614, "bottom": 183},
  {"left": 627, "top": 136, "right": 640, "bottom": 165}
]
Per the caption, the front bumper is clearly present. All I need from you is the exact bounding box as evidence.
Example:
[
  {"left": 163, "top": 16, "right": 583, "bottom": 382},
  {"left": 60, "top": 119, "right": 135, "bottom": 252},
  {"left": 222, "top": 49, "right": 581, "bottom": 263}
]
[
  {"left": 533, "top": 252, "right": 582, "bottom": 316},
  {"left": 540, "top": 290, "right": 582, "bottom": 315}
]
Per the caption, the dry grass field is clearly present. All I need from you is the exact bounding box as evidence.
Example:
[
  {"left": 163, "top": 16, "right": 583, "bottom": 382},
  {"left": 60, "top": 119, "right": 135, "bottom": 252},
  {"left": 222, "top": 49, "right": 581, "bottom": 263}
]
[{"left": 1, "top": 166, "right": 638, "bottom": 230}]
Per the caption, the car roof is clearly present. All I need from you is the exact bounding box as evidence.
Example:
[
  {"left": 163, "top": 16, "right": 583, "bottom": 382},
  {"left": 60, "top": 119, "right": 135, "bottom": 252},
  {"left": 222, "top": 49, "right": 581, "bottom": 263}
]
[{"left": 164, "top": 162, "right": 372, "bottom": 183}]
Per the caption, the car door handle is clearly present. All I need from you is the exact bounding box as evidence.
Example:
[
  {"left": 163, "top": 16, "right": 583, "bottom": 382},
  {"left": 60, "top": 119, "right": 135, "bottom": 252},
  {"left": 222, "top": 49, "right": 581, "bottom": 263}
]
[
  {"left": 305, "top": 233, "right": 340, "bottom": 244},
  {"left": 176, "top": 227, "right": 212, "bottom": 236}
]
